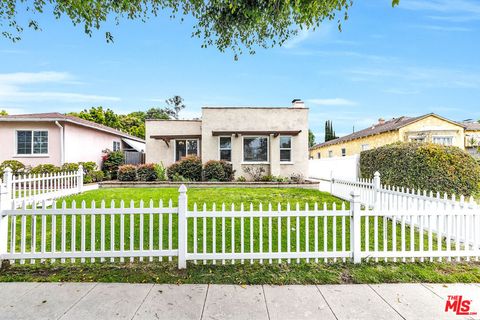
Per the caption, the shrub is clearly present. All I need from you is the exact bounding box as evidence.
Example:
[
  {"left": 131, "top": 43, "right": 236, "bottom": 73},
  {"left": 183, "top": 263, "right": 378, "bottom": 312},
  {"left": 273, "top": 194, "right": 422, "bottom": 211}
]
[
  {"left": 0, "top": 160, "right": 25, "bottom": 177},
  {"left": 236, "top": 176, "right": 247, "bottom": 182},
  {"left": 167, "top": 156, "right": 202, "bottom": 181},
  {"left": 61, "top": 163, "right": 79, "bottom": 172},
  {"left": 137, "top": 163, "right": 158, "bottom": 181},
  {"left": 290, "top": 173, "right": 305, "bottom": 183},
  {"left": 155, "top": 163, "right": 167, "bottom": 181},
  {"left": 360, "top": 142, "right": 480, "bottom": 196},
  {"left": 102, "top": 151, "right": 124, "bottom": 179},
  {"left": 204, "top": 161, "right": 224, "bottom": 181},
  {"left": 243, "top": 166, "right": 266, "bottom": 181},
  {"left": 117, "top": 164, "right": 137, "bottom": 181},
  {"left": 30, "top": 164, "right": 61, "bottom": 175},
  {"left": 171, "top": 173, "right": 189, "bottom": 182},
  {"left": 79, "top": 161, "right": 97, "bottom": 174},
  {"left": 84, "top": 170, "right": 104, "bottom": 184}
]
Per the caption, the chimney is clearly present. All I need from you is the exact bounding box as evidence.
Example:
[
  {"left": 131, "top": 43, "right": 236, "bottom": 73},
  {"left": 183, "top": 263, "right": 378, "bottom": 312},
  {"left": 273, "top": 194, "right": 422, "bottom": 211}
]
[
  {"left": 378, "top": 118, "right": 385, "bottom": 125},
  {"left": 291, "top": 98, "right": 305, "bottom": 108}
]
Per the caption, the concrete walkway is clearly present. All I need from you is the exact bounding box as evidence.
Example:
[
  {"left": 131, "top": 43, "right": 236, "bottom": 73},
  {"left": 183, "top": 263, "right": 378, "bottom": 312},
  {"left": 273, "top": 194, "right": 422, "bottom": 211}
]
[{"left": 1, "top": 282, "right": 480, "bottom": 320}]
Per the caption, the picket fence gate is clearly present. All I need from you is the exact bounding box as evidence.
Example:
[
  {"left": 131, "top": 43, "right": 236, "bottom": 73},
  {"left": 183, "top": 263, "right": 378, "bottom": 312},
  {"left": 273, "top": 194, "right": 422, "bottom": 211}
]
[{"left": 2, "top": 182, "right": 480, "bottom": 269}]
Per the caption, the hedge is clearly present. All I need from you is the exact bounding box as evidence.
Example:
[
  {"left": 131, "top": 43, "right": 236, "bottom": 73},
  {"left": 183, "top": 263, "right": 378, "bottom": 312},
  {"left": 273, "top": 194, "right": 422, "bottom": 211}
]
[
  {"left": 118, "top": 165, "right": 137, "bottom": 181},
  {"left": 360, "top": 142, "right": 480, "bottom": 196},
  {"left": 203, "top": 160, "right": 235, "bottom": 181},
  {"left": 167, "top": 156, "right": 202, "bottom": 181}
]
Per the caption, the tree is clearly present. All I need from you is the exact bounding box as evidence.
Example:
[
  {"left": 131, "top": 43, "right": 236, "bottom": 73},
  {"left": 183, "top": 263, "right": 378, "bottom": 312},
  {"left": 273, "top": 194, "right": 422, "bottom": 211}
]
[
  {"left": 324, "top": 120, "right": 338, "bottom": 142},
  {"left": 165, "top": 95, "right": 186, "bottom": 119},
  {"left": 308, "top": 130, "right": 316, "bottom": 148},
  {"left": 0, "top": 1, "right": 400, "bottom": 58},
  {"left": 0, "top": 110, "right": 8, "bottom": 116}
]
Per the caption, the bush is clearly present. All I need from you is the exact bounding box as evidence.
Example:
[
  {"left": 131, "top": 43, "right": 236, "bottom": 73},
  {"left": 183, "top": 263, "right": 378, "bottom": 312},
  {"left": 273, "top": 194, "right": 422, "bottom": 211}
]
[
  {"left": 117, "top": 164, "right": 137, "bottom": 181},
  {"left": 84, "top": 170, "right": 104, "bottom": 184},
  {"left": 102, "top": 151, "right": 124, "bottom": 179},
  {"left": 203, "top": 160, "right": 234, "bottom": 181},
  {"left": 0, "top": 160, "right": 25, "bottom": 177},
  {"left": 155, "top": 163, "right": 167, "bottom": 181},
  {"left": 137, "top": 163, "right": 158, "bottom": 181},
  {"left": 360, "top": 142, "right": 480, "bottom": 196},
  {"left": 236, "top": 176, "right": 247, "bottom": 182},
  {"left": 61, "top": 163, "right": 79, "bottom": 172},
  {"left": 167, "top": 156, "right": 202, "bottom": 181},
  {"left": 290, "top": 173, "right": 305, "bottom": 183},
  {"left": 30, "top": 164, "right": 60, "bottom": 175},
  {"left": 79, "top": 161, "right": 97, "bottom": 173},
  {"left": 243, "top": 166, "right": 266, "bottom": 181}
]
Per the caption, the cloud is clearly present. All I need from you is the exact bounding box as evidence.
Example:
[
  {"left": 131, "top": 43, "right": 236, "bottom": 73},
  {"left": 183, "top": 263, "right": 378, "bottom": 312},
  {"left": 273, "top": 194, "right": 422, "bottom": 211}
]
[
  {"left": 307, "top": 98, "right": 358, "bottom": 107},
  {"left": 0, "top": 71, "right": 120, "bottom": 104},
  {"left": 383, "top": 88, "right": 420, "bottom": 95},
  {"left": 399, "top": 0, "right": 480, "bottom": 14},
  {"left": 283, "top": 29, "right": 312, "bottom": 49},
  {"left": 415, "top": 25, "right": 472, "bottom": 32}
]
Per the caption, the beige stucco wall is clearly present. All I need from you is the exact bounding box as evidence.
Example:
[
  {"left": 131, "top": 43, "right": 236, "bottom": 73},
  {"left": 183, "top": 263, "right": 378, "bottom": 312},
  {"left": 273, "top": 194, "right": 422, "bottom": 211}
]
[
  {"left": 201, "top": 107, "right": 309, "bottom": 179},
  {"left": 63, "top": 122, "right": 123, "bottom": 168},
  {"left": 0, "top": 121, "right": 62, "bottom": 167},
  {"left": 145, "top": 120, "right": 202, "bottom": 167},
  {"left": 310, "top": 115, "right": 466, "bottom": 158}
]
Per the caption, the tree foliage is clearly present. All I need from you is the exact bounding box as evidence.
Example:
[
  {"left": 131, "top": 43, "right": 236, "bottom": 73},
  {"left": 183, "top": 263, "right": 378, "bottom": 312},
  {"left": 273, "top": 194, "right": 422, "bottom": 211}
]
[
  {"left": 324, "top": 120, "right": 337, "bottom": 142},
  {"left": 68, "top": 96, "right": 184, "bottom": 139},
  {"left": 0, "top": 1, "right": 400, "bottom": 58},
  {"left": 308, "top": 129, "right": 315, "bottom": 148}
]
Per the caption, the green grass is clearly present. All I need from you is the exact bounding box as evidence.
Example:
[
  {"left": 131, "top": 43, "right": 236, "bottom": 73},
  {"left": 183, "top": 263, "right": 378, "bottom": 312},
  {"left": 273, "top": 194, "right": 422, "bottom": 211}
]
[{"left": 1, "top": 261, "right": 480, "bottom": 284}]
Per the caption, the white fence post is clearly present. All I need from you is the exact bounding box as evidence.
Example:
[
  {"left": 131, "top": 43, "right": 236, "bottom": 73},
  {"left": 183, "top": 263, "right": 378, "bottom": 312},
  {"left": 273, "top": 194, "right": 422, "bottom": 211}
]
[
  {"left": 351, "top": 191, "right": 362, "bottom": 264},
  {"left": 373, "top": 171, "right": 381, "bottom": 209},
  {"left": 77, "top": 165, "right": 84, "bottom": 192},
  {"left": 178, "top": 184, "right": 188, "bottom": 269},
  {"left": 0, "top": 171, "right": 12, "bottom": 258}
]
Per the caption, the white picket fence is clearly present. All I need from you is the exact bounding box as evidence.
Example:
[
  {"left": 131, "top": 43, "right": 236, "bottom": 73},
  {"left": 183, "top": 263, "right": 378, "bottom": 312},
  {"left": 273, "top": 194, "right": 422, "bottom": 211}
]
[
  {"left": 1, "top": 184, "right": 480, "bottom": 268},
  {"left": 1, "top": 166, "right": 84, "bottom": 208}
]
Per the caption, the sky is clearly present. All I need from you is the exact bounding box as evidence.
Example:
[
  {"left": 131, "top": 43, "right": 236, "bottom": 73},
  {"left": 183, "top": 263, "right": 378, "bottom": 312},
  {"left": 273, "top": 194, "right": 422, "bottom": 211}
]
[{"left": 0, "top": 0, "right": 480, "bottom": 143}]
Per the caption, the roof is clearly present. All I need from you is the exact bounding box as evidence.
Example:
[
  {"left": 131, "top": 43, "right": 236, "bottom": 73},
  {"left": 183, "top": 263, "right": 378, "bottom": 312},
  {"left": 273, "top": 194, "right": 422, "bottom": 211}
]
[
  {"left": 0, "top": 112, "right": 145, "bottom": 143},
  {"left": 202, "top": 106, "right": 309, "bottom": 110},
  {"left": 462, "top": 121, "right": 480, "bottom": 131},
  {"left": 311, "top": 113, "right": 465, "bottom": 149}
]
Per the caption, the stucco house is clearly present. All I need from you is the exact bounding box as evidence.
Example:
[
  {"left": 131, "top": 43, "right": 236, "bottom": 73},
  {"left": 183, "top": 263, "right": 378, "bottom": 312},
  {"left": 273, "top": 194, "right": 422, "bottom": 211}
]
[
  {"left": 310, "top": 113, "right": 474, "bottom": 159},
  {"left": 146, "top": 100, "right": 309, "bottom": 179},
  {"left": 0, "top": 112, "right": 146, "bottom": 168}
]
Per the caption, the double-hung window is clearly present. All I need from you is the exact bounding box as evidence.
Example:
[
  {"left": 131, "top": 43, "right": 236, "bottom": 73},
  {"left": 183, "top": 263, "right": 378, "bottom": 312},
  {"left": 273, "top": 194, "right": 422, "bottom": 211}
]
[
  {"left": 243, "top": 136, "right": 268, "bottom": 162},
  {"left": 433, "top": 136, "right": 453, "bottom": 146},
  {"left": 175, "top": 139, "right": 198, "bottom": 161},
  {"left": 113, "top": 141, "right": 121, "bottom": 151},
  {"left": 341, "top": 148, "right": 346, "bottom": 157},
  {"left": 17, "top": 130, "right": 48, "bottom": 155},
  {"left": 219, "top": 137, "right": 232, "bottom": 161},
  {"left": 280, "top": 136, "right": 292, "bottom": 162}
]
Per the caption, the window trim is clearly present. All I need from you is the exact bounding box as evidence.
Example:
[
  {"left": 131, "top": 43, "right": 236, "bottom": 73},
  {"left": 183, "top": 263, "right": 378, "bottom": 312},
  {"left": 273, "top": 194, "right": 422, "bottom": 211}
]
[
  {"left": 279, "top": 135, "right": 292, "bottom": 163},
  {"left": 15, "top": 129, "right": 49, "bottom": 157},
  {"left": 241, "top": 135, "right": 270, "bottom": 164},
  {"left": 173, "top": 138, "right": 200, "bottom": 162},
  {"left": 218, "top": 136, "right": 232, "bottom": 162},
  {"left": 113, "top": 141, "right": 121, "bottom": 152},
  {"left": 341, "top": 148, "right": 346, "bottom": 157},
  {"left": 432, "top": 135, "right": 454, "bottom": 146},
  {"left": 328, "top": 150, "right": 333, "bottom": 158}
]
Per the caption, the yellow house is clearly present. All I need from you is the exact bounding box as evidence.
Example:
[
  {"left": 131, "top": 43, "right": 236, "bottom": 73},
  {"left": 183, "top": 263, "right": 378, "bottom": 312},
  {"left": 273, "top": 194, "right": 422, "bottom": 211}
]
[
  {"left": 464, "top": 121, "right": 480, "bottom": 157},
  {"left": 310, "top": 113, "right": 470, "bottom": 159}
]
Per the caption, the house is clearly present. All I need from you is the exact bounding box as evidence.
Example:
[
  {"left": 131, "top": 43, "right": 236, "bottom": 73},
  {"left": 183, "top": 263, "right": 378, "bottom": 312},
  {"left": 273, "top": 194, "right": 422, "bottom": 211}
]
[
  {"left": 146, "top": 99, "right": 309, "bottom": 179},
  {"left": 310, "top": 113, "right": 469, "bottom": 158},
  {"left": 0, "top": 112, "right": 146, "bottom": 168},
  {"left": 463, "top": 121, "right": 480, "bottom": 158}
]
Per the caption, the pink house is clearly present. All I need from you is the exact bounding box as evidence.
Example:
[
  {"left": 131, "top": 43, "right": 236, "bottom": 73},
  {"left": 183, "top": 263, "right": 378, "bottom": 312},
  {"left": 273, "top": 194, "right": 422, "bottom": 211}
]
[{"left": 0, "top": 112, "right": 145, "bottom": 168}]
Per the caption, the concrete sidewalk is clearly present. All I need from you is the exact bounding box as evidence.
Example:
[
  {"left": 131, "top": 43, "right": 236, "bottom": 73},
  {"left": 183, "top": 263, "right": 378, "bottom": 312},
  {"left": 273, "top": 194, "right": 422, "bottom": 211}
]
[{"left": 1, "top": 282, "right": 479, "bottom": 320}]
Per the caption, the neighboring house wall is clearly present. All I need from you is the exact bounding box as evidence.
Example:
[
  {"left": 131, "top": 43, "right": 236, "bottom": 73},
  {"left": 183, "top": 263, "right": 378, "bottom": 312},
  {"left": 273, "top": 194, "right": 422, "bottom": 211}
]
[
  {"left": 145, "top": 120, "right": 202, "bottom": 167},
  {"left": 63, "top": 122, "right": 123, "bottom": 168},
  {"left": 398, "top": 116, "right": 464, "bottom": 149},
  {"left": 310, "top": 115, "right": 466, "bottom": 158},
  {"left": 201, "top": 107, "right": 309, "bottom": 179},
  {"left": 466, "top": 129, "right": 480, "bottom": 158},
  {"left": 313, "top": 131, "right": 399, "bottom": 158},
  {"left": 0, "top": 121, "right": 62, "bottom": 167}
]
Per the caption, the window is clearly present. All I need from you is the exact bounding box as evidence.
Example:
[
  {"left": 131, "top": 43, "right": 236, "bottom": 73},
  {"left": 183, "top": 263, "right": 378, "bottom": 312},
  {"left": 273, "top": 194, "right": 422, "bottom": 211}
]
[
  {"left": 280, "top": 136, "right": 292, "bottom": 162},
  {"left": 361, "top": 144, "right": 370, "bottom": 151},
  {"left": 341, "top": 148, "right": 346, "bottom": 157},
  {"left": 175, "top": 139, "right": 198, "bottom": 161},
  {"left": 328, "top": 150, "right": 333, "bottom": 158},
  {"left": 113, "top": 141, "right": 121, "bottom": 151},
  {"left": 409, "top": 136, "right": 425, "bottom": 143},
  {"left": 219, "top": 137, "right": 232, "bottom": 161},
  {"left": 433, "top": 136, "right": 453, "bottom": 146},
  {"left": 317, "top": 152, "right": 321, "bottom": 159},
  {"left": 243, "top": 137, "right": 268, "bottom": 162},
  {"left": 17, "top": 130, "right": 48, "bottom": 155}
]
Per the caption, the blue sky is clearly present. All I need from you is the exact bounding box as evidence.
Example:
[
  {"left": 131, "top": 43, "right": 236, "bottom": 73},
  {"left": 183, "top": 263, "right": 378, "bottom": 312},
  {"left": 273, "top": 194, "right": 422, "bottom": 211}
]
[{"left": 1, "top": 0, "right": 479, "bottom": 143}]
